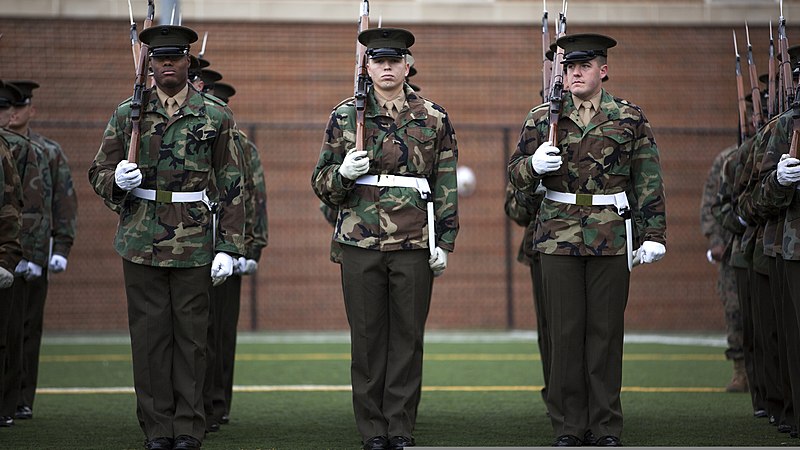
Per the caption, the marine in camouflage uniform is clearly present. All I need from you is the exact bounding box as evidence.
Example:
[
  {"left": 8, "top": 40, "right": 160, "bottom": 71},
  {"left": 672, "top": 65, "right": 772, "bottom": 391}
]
[
  {"left": 312, "top": 28, "right": 458, "bottom": 450},
  {"left": 508, "top": 34, "right": 666, "bottom": 446},
  {"left": 88, "top": 26, "right": 245, "bottom": 450},
  {"left": 6, "top": 80, "right": 78, "bottom": 420},
  {"left": 755, "top": 105, "right": 800, "bottom": 435},
  {"left": 503, "top": 182, "right": 549, "bottom": 400},
  {"left": 700, "top": 144, "right": 746, "bottom": 391},
  {"left": 0, "top": 82, "right": 51, "bottom": 429},
  {"left": 0, "top": 82, "right": 24, "bottom": 428},
  {"left": 198, "top": 80, "right": 268, "bottom": 431}
]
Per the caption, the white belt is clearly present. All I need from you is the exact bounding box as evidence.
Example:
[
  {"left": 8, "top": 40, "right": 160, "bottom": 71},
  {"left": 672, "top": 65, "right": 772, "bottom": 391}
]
[
  {"left": 131, "top": 188, "right": 209, "bottom": 204},
  {"left": 544, "top": 190, "right": 620, "bottom": 206},
  {"left": 544, "top": 189, "right": 639, "bottom": 271},
  {"left": 355, "top": 174, "right": 431, "bottom": 197},
  {"left": 355, "top": 174, "right": 436, "bottom": 257}
]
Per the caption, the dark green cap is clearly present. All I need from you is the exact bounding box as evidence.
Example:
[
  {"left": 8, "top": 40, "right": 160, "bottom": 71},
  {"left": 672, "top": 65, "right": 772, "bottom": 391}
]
[
  {"left": 189, "top": 55, "right": 211, "bottom": 80},
  {"left": 556, "top": 33, "right": 617, "bottom": 64},
  {"left": 212, "top": 82, "right": 236, "bottom": 103},
  {"left": 140, "top": 25, "right": 198, "bottom": 57},
  {"left": 7, "top": 80, "right": 39, "bottom": 106},
  {"left": 358, "top": 28, "right": 414, "bottom": 59},
  {"left": 0, "top": 82, "right": 24, "bottom": 109}
]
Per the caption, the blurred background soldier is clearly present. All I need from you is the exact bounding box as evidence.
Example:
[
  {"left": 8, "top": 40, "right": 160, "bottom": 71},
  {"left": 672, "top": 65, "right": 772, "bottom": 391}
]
[
  {"left": 88, "top": 25, "right": 245, "bottom": 450},
  {"left": 701, "top": 144, "right": 746, "bottom": 392},
  {"left": 0, "top": 81, "right": 51, "bottom": 431},
  {"left": 6, "top": 80, "right": 78, "bottom": 420},
  {"left": 0, "top": 81, "right": 24, "bottom": 428}
]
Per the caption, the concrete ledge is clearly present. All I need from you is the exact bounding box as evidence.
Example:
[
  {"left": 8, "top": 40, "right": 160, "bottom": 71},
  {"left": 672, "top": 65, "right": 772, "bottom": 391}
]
[{"left": 1, "top": 1, "right": 797, "bottom": 25}]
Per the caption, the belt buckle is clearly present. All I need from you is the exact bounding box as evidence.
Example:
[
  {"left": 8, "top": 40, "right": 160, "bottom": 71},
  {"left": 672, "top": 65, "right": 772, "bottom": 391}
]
[
  {"left": 575, "top": 193, "right": 592, "bottom": 206},
  {"left": 155, "top": 190, "right": 172, "bottom": 203}
]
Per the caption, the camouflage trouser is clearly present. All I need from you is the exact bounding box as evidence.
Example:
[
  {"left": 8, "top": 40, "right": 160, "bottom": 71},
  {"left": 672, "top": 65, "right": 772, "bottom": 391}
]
[{"left": 718, "top": 260, "right": 744, "bottom": 360}]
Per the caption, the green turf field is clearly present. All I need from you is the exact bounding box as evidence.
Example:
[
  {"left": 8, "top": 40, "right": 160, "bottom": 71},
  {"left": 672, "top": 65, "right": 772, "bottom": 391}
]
[{"left": 1, "top": 332, "right": 792, "bottom": 449}]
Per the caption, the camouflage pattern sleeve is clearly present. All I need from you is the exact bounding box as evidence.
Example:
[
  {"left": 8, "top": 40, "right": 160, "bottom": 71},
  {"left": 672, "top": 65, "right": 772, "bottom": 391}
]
[
  {"left": 735, "top": 116, "right": 779, "bottom": 226},
  {"left": 30, "top": 132, "right": 77, "bottom": 258},
  {"left": 700, "top": 145, "right": 736, "bottom": 245},
  {"left": 507, "top": 105, "right": 549, "bottom": 194},
  {"left": 238, "top": 130, "right": 268, "bottom": 261},
  {"left": 431, "top": 110, "right": 459, "bottom": 251},
  {"left": 311, "top": 104, "right": 358, "bottom": 209},
  {"left": 0, "top": 137, "right": 23, "bottom": 272},
  {"left": 757, "top": 110, "right": 795, "bottom": 213},
  {"left": 2, "top": 130, "right": 52, "bottom": 267}
]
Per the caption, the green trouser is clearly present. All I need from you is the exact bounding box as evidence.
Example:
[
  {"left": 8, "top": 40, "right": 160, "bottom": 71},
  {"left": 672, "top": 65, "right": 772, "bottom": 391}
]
[
  {"left": 218, "top": 275, "right": 242, "bottom": 417},
  {"left": 340, "top": 245, "right": 433, "bottom": 442},
  {"left": 123, "top": 259, "right": 210, "bottom": 442},
  {"left": 1, "top": 278, "right": 27, "bottom": 417},
  {"left": 783, "top": 259, "right": 800, "bottom": 430},
  {"left": 530, "top": 254, "right": 550, "bottom": 400},
  {"left": 20, "top": 271, "right": 48, "bottom": 409},
  {"left": 539, "top": 254, "right": 628, "bottom": 440},
  {"left": 204, "top": 274, "right": 241, "bottom": 424},
  {"left": 0, "top": 285, "right": 15, "bottom": 417}
]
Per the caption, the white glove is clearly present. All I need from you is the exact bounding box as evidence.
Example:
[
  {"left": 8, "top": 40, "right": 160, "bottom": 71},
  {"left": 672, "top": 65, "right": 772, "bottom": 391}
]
[
  {"left": 232, "top": 256, "right": 247, "bottom": 275},
  {"left": 49, "top": 254, "right": 68, "bottom": 273},
  {"left": 776, "top": 154, "right": 800, "bottom": 186},
  {"left": 114, "top": 159, "right": 142, "bottom": 191},
  {"left": 24, "top": 262, "right": 43, "bottom": 281},
  {"left": 338, "top": 150, "right": 369, "bottom": 180},
  {"left": 706, "top": 249, "right": 715, "bottom": 264},
  {"left": 0, "top": 266, "right": 13, "bottom": 289},
  {"left": 15, "top": 260, "right": 28, "bottom": 276},
  {"left": 243, "top": 259, "right": 258, "bottom": 275},
  {"left": 636, "top": 241, "right": 666, "bottom": 264},
  {"left": 428, "top": 247, "right": 449, "bottom": 276},
  {"left": 530, "top": 142, "right": 562, "bottom": 175},
  {"left": 210, "top": 252, "right": 234, "bottom": 286}
]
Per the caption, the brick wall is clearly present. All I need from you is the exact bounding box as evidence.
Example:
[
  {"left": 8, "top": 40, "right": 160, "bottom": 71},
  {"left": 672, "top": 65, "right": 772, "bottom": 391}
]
[{"left": 2, "top": 17, "right": 784, "bottom": 332}]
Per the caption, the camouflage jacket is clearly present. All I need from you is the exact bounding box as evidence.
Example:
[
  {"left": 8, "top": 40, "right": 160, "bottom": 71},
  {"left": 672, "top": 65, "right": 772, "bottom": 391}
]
[
  {"left": 235, "top": 130, "right": 268, "bottom": 261},
  {"left": 88, "top": 85, "right": 245, "bottom": 267},
  {"left": 700, "top": 145, "right": 737, "bottom": 253},
  {"left": 319, "top": 201, "right": 343, "bottom": 264},
  {"left": 756, "top": 108, "right": 800, "bottom": 260},
  {"left": 1, "top": 128, "right": 52, "bottom": 267},
  {"left": 29, "top": 130, "right": 77, "bottom": 259},
  {"left": 507, "top": 89, "right": 666, "bottom": 256},
  {"left": 715, "top": 138, "right": 751, "bottom": 269},
  {"left": 311, "top": 84, "right": 459, "bottom": 252},
  {"left": 0, "top": 136, "right": 23, "bottom": 272},
  {"left": 503, "top": 181, "right": 544, "bottom": 265}
]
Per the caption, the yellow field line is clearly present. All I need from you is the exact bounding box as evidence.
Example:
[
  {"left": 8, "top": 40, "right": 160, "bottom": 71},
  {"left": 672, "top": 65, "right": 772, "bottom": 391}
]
[
  {"left": 35, "top": 384, "right": 726, "bottom": 395},
  {"left": 39, "top": 353, "right": 725, "bottom": 363}
]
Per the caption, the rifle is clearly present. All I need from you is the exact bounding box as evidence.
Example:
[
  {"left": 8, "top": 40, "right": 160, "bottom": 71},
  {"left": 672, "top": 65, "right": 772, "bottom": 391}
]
[
  {"left": 778, "top": 0, "right": 794, "bottom": 111},
  {"left": 768, "top": 22, "right": 777, "bottom": 119},
  {"left": 127, "top": 0, "right": 155, "bottom": 163},
  {"left": 733, "top": 30, "right": 748, "bottom": 146},
  {"left": 353, "top": 0, "right": 370, "bottom": 155},
  {"left": 127, "top": 0, "right": 139, "bottom": 69},
  {"left": 547, "top": 0, "right": 567, "bottom": 145},
  {"left": 790, "top": 98, "right": 800, "bottom": 158},
  {"left": 198, "top": 32, "right": 209, "bottom": 60},
  {"left": 745, "top": 23, "right": 764, "bottom": 129},
  {"left": 541, "top": 0, "right": 551, "bottom": 103}
]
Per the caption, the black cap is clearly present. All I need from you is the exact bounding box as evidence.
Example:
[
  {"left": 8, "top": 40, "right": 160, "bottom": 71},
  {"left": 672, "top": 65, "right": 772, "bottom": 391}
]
[
  {"left": 0, "top": 82, "right": 24, "bottom": 109},
  {"left": 200, "top": 69, "right": 223, "bottom": 85},
  {"left": 212, "top": 82, "right": 236, "bottom": 103},
  {"left": 358, "top": 28, "right": 415, "bottom": 59},
  {"left": 7, "top": 80, "right": 39, "bottom": 106},
  {"left": 140, "top": 25, "right": 198, "bottom": 57},
  {"left": 556, "top": 33, "right": 617, "bottom": 64}
]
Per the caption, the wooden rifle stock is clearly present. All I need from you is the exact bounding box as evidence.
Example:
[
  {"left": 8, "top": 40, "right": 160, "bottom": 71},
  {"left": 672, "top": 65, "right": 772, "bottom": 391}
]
[
  {"left": 354, "top": 0, "right": 370, "bottom": 154},
  {"left": 126, "top": 0, "right": 155, "bottom": 163},
  {"left": 547, "top": 1, "right": 567, "bottom": 144},
  {"left": 733, "top": 31, "right": 748, "bottom": 145},
  {"left": 541, "top": 1, "right": 551, "bottom": 103},
  {"left": 778, "top": 14, "right": 794, "bottom": 111},
  {"left": 745, "top": 24, "right": 764, "bottom": 128}
]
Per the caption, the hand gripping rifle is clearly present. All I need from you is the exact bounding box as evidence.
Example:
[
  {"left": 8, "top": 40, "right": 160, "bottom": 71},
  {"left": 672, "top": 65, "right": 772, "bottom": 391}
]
[
  {"left": 127, "top": 0, "right": 155, "bottom": 164},
  {"left": 745, "top": 23, "right": 764, "bottom": 129},
  {"left": 547, "top": 0, "right": 567, "bottom": 145},
  {"left": 733, "top": 31, "right": 748, "bottom": 146},
  {"left": 354, "top": 0, "right": 370, "bottom": 156}
]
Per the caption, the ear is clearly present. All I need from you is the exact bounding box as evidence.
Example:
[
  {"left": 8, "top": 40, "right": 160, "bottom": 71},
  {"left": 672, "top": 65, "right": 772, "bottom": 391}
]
[{"left": 599, "top": 63, "right": 608, "bottom": 78}]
